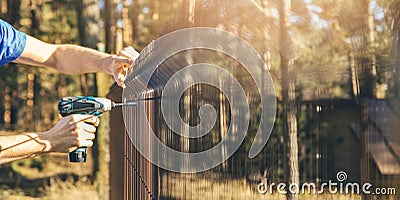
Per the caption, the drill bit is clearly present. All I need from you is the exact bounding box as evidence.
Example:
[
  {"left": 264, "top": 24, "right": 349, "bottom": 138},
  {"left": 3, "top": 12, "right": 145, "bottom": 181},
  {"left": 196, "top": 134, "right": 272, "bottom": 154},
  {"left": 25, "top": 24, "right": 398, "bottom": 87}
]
[
  {"left": 112, "top": 101, "right": 138, "bottom": 107},
  {"left": 111, "top": 96, "right": 161, "bottom": 108}
]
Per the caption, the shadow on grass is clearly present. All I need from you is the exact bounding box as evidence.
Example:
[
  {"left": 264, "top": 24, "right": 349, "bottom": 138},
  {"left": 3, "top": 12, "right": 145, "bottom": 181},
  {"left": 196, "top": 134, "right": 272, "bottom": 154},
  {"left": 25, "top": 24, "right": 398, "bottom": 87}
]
[{"left": 0, "top": 164, "right": 91, "bottom": 198}]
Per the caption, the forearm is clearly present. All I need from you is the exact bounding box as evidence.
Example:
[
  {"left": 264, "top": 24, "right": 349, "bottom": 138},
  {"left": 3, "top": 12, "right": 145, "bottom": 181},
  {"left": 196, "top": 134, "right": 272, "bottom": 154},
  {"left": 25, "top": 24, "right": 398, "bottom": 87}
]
[
  {"left": 0, "top": 132, "right": 50, "bottom": 164},
  {"left": 53, "top": 44, "right": 113, "bottom": 75},
  {"left": 14, "top": 35, "right": 113, "bottom": 75},
  {"left": 14, "top": 35, "right": 137, "bottom": 88},
  {"left": 0, "top": 115, "right": 98, "bottom": 165}
]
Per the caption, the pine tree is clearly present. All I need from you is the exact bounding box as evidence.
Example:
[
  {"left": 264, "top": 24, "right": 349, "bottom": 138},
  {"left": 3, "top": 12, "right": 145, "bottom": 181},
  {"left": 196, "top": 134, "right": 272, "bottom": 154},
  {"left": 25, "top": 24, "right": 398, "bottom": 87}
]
[{"left": 279, "top": 0, "right": 300, "bottom": 199}]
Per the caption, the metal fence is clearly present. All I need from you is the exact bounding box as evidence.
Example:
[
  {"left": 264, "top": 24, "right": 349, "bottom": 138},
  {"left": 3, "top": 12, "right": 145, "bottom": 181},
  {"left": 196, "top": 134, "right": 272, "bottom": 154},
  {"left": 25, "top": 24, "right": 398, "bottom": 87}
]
[
  {"left": 108, "top": 89, "right": 400, "bottom": 199},
  {"left": 106, "top": 39, "right": 359, "bottom": 199},
  {"left": 106, "top": 1, "right": 400, "bottom": 199}
]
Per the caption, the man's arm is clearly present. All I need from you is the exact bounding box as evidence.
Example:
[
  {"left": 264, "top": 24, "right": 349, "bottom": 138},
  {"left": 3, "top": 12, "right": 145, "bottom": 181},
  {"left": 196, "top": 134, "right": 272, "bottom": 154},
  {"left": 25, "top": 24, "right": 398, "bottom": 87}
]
[
  {"left": 14, "top": 35, "right": 139, "bottom": 88},
  {"left": 0, "top": 114, "right": 98, "bottom": 164},
  {"left": 0, "top": 132, "right": 52, "bottom": 164}
]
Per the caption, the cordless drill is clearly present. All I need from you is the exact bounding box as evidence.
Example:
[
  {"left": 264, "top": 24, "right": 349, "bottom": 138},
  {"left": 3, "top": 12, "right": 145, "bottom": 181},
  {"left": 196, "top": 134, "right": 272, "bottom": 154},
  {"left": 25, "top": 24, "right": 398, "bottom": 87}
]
[{"left": 58, "top": 96, "right": 137, "bottom": 162}]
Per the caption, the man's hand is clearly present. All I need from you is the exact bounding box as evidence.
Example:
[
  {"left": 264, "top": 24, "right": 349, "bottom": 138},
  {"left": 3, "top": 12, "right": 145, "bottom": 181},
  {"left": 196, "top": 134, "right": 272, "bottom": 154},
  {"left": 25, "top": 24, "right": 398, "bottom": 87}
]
[
  {"left": 40, "top": 114, "right": 99, "bottom": 153},
  {"left": 111, "top": 46, "right": 140, "bottom": 88}
]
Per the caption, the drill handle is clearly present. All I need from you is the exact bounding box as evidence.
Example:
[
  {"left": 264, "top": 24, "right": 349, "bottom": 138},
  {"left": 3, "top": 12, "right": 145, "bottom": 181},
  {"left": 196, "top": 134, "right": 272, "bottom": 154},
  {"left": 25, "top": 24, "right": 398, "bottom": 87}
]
[
  {"left": 69, "top": 147, "right": 87, "bottom": 162},
  {"left": 58, "top": 96, "right": 111, "bottom": 163}
]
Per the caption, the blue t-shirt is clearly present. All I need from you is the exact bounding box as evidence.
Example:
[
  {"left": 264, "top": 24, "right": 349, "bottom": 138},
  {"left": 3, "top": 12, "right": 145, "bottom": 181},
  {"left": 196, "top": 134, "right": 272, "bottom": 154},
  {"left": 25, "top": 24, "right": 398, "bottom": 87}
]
[{"left": 0, "top": 19, "right": 26, "bottom": 66}]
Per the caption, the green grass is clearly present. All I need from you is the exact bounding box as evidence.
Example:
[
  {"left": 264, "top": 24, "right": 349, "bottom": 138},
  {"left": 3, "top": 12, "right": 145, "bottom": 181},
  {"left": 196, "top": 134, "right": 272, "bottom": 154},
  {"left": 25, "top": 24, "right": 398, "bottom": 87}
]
[{"left": 0, "top": 176, "right": 99, "bottom": 200}]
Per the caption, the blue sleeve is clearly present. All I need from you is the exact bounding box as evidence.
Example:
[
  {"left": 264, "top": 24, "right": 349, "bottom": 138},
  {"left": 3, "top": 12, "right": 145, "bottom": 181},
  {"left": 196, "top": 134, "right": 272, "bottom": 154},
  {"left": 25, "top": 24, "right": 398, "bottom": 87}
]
[{"left": 0, "top": 19, "right": 27, "bottom": 66}]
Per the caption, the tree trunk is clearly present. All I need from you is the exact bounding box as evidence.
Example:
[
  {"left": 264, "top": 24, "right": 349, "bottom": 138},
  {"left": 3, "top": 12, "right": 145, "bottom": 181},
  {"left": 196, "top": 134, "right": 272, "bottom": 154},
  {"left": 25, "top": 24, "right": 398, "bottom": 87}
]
[
  {"left": 393, "top": 7, "right": 400, "bottom": 98},
  {"left": 29, "top": 0, "right": 38, "bottom": 33},
  {"left": 5, "top": 0, "right": 20, "bottom": 25},
  {"left": 183, "top": 0, "right": 196, "bottom": 26},
  {"left": 4, "top": 86, "right": 11, "bottom": 129},
  {"left": 26, "top": 73, "right": 34, "bottom": 127},
  {"left": 76, "top": 0, "right": 101, "bottom": 48},
  {"left": 76, "top": 1, "right": 108, "bottom": 199},
  {"left": 395, "top": 15, "right": 400, "bottom": 98},
  {"left": 96, "top": 70, "right": 111, "bottom": 200},
  {"left": 279, "top": 1, "right": 299, "bottom": 200},
  {"left": 4, "top": 0, "right": 20, "bottom": 130},
  {"left": 104, "top": 0, "right": 116, "bottom": 53},
  {"left": 76, "top": 0, "right": 100, "bottom": 96},
  {"left": 194, "top": 0, "right": 218, "bottom": 27},
  {"left": 359, "top": 0, "right": 375, "bottom": 98},
  {"left": 368, "top": 1, "right": 377, "bottom": 98},
  {"left": 349, "top": 51, "right": 360, "bottom": 98},
  {"left": 1, "top": 0, "right": 7, "bottom": 17},
  {"left": 122, "top": 0, "right": 132, "bottom": 46}
]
